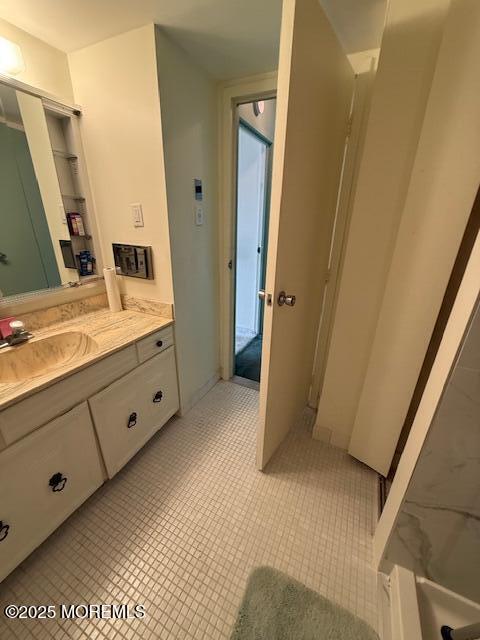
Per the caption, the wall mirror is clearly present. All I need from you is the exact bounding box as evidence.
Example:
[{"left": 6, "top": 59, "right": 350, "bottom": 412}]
[{"left": 0, "top": 80, "right": 99, "bottom": 300}]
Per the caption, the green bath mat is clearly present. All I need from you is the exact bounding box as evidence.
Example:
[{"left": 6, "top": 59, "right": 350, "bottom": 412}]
[{"left": 230, "top": 567, "right": 379, "bottom": 640}]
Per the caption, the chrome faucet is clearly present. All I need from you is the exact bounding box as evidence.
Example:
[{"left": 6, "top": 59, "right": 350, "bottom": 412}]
[{"left": 0, "top": 320, "right": 33, "bottom": 348}]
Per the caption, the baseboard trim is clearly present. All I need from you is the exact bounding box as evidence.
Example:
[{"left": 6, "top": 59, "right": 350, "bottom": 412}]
[
  {"left": 313, "top": 425, "right": 332, "bottom": 443},
  {"left": 178, "top": 372, "right": 220, "bottom": 416},
  {"left": 231, "top": 375, "right": 260, "bottom": 391}
]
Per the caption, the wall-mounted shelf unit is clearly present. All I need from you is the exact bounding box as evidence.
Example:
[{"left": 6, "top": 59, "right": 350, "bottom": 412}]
[{"left": 44, "top": 105, "right": 102, "bottom": 279}]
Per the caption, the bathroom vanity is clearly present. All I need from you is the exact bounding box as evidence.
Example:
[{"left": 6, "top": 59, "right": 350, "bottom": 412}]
[
  {"left": 0, "top": 297, "right": 179, "bottom": 582},
  {"left": 0, "top": 47, "right": 183, "bottom": 586}
]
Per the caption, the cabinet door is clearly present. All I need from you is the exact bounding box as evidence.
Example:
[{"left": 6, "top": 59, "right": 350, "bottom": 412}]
[
  {"left": 89, "top": 348, "right": 179, "bottom": 478},
  {"left": 0, "top": 402, "right": 104, "bottom": 582}
]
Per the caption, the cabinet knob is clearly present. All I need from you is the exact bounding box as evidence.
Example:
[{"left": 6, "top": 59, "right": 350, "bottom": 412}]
[
  {"left": 49, "top": 472, "right": 67, "bottom": 492},
  {"left": 153, "top": 390, "right": 163, "bottom": 403},
  {"left": 127, "top": 412, "right": 137, "bottom": 428},
  {"left": 0, "top": 521, "right": 10, "bottom": 542},
  {"left": 156, "top": 340, "right": 163, "bottom": 348}
]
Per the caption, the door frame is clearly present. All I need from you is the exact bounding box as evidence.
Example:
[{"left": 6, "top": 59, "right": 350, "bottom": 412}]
[
  {"left": 309, "top": 62, "right": 376, "bottom": 408},
  {"left": 218, "top": 73, "right": 277, "bottom": 380}
]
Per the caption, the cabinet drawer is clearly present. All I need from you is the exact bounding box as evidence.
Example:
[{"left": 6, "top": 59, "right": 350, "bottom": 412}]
[
  {"left": 89, "top": 348, "right": 179, "bottom": 478},
  {"left": 136, "top": 325, "right": 174, "bottom": 363},
  {"left": 0, "top": 402, "right": 104, "bottom": 582}
]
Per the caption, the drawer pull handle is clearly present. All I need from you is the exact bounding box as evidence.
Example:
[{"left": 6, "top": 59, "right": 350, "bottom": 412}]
[
  {"left": 0, "top": 521, "right": 9, "bottom": 542},
  {"left": 156, "top": 340, "right": 163, "bottom": 348},
  {"left": 153, "top": 390, "right": 163, "bottom": 403},
  {"left": 127, "top": 412, "right": 137, "bottom": 428},
  {"left": 49, "top": 472, "right": 67, "bottom": 493}
]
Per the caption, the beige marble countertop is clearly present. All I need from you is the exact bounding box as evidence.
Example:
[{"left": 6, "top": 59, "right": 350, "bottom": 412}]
[{"left": 0, "top": 308, "right": 174, "bottom": 410}]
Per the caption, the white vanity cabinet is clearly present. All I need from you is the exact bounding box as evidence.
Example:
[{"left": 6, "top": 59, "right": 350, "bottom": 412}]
[
  {"left": 0, "top": 322, "right": 179, "bottom": 582},
  {"left": 0, "top": 402, "right": 104, "bottom": 582},
  {"left": 89, "top": 347, "right": 179, "bottom": 478}
]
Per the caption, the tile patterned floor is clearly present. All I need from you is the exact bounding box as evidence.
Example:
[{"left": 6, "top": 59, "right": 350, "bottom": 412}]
[{"left": 0, "top": 381, "right": 378, "bottom": 639}]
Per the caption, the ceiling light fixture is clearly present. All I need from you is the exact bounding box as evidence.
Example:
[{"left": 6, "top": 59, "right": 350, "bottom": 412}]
[
  {"left": 0, "top": 37, "right": 25, "bottom": 76},
  {"left": 253, "top": 100, "right": 265, "bottom": 117}
]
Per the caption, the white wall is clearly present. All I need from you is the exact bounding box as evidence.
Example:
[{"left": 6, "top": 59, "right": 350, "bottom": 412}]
[
  {"left": 0, "top": 18, "right": 73, "bottom": 103},
  {"left": 315, "top": 0, "right": 451, "bottom": 449},
  {"left": 68, "top": 25, "right": 174, "bottom": 304},
  {"left": 155, "top": 28, "right": 219, "bottom": 413},
  {"left": 349, "top": 0, "right": 480, "bottom": 475},
  {"left": 235, "top": 125, "right": 266, "bottom": 335}
]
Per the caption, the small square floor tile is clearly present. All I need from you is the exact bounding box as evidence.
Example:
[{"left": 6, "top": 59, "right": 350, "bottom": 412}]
[{"left": 0, "top": 381, "right": 378, "bottom": 639}]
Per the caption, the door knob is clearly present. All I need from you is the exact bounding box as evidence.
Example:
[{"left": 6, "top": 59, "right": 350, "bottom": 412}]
[
  {"left": 258, "top": 290, "right": 272, "bottom": 305},
  {"left": 277, "top": 291, "right": 296, "bottom": 307},
  {"left": 0, "top": 252, "right": 7, "bottom": 264}
]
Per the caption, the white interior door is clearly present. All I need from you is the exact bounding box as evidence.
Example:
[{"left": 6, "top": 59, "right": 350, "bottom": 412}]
[
  {"left": 235, "top": 125, "right": 268, "bottom": 339},
  {"left": 257, "top": 0, "right": 354, "bottom": 469}
]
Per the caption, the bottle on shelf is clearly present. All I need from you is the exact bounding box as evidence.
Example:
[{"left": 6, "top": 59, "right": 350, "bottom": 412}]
[
  {"left": 67, "top": 212, "right": 85, "bottom": 236},
  {"left": 77, "top": 250, "right": 95, "bottom": 276}
]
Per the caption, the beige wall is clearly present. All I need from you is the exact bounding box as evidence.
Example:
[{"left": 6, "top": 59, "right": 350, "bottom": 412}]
[
  {"left": 0, "top": 18, "right": 73, "bottom": 103},
  {"left": 349, "top": 0, "right": 480, "bottom": 475},
  {"left": 314, "top": 0, "right": 451, "bottom": 449},
  {"left": 238, "top": 98, "right": 276, "bottom": 142},
  {"left": 155, "top": 28, "right": 219, "bottom": 413},
  {"left": 68, "top": 25, "right": 174, "bottom": 304}
]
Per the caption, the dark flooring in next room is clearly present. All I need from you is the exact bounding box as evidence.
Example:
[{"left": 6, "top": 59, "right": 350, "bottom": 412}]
[{"left": 234, "top": 335, "right": 262, "bottom": 382}]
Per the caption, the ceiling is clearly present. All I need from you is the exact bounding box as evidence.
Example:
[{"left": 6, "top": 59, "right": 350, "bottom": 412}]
[{"left": 0, "top": 0, "right": 386, "bottom": 80}]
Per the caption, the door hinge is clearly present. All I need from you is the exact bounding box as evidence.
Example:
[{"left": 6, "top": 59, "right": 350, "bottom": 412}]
[
  {"left": 325, "top": 268, "right": 331, "bottom": 284},
  {"left": 346, "top": 115, "right": 353, "bottom": 138}
]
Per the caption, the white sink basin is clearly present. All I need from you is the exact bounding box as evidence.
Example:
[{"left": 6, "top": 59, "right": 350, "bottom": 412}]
[{"left": 0, "top": 331, "right": 98, "bottom": 383}]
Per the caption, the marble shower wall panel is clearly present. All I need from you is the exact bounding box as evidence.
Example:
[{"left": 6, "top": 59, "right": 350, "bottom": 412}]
[{"left": 385, "top": 300, "right": 480, "bottom": 603}]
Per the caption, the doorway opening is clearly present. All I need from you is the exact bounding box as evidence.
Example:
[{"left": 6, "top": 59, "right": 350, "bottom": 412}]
[{"left": 233, "top": 98, "right": 276, "bottom": 385}]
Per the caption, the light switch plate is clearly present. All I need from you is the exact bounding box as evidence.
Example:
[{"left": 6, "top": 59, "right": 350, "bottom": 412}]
[
  {"left": 131, "top": 203, "right": 144, "bottom": 227},
  {"left": 195, "top": 203, "right": 204, "bottom": 226},
  {"left": 59, "top": 202, "right": 67, "bottom": 225}
]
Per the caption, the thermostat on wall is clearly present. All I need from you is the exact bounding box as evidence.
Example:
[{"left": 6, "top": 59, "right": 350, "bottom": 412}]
[{"left": 194, "top": 178, "right": 203, "bottom": 201}]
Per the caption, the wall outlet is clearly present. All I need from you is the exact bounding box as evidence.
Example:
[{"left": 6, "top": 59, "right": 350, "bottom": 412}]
[
  {"left": 131, "top": 203, "right": 144, "bottom": 227},
  {"left": 195, "top": 203, "right": 204, "bottom": 226}
]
